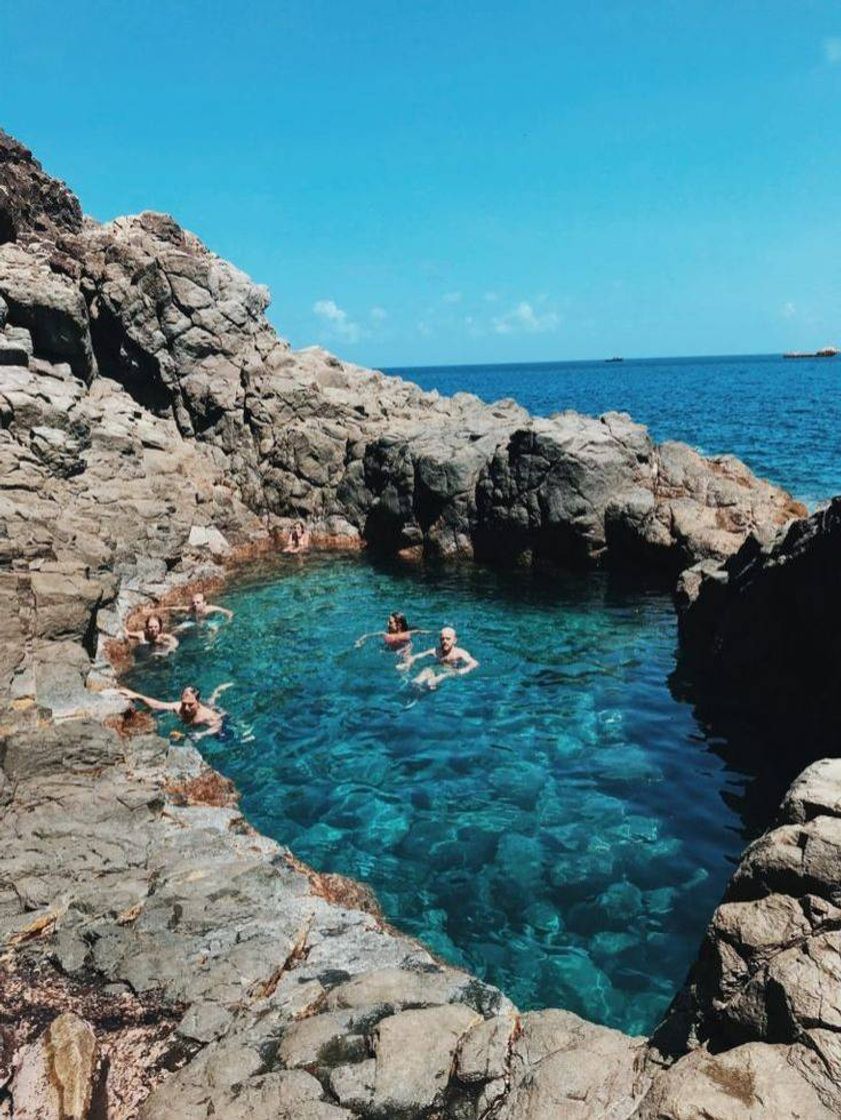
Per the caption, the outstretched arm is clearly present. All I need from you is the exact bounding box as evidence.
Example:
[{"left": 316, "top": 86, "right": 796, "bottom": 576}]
[
  {"left": 354, "top": 631, "right": 383, "bottom": 648},
  {"left": 208, "top": 681, "right": 233, "bottom": 706},
  {"left": 208, "top": 605, "right": 234, "bottom": 620},
  {"left": 400, "top": 647, "right": 435, "bottom": 671},
  {"left": 119, "top": 687, "right": 176, "bottom": 712},
  {"left": 456, "top": 650, "right": 479, "bottom": 675},
  {"left": 124, "top": 628, "right": 144, "bottom": 641}
]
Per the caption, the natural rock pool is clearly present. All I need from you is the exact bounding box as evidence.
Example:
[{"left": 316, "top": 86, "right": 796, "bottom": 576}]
[{"left": 126, "top": 554, "right": 749, "bottom": 1036}]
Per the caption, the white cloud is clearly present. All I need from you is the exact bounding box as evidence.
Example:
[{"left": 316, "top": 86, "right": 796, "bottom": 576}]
[
  {"left": 492, "top": 301, "right": 560, "bottom": 335},
  {"left": 483, "top": 291, "right": 499, "bottom": 302},
  {"left": 442, "top": 291, "right": 463, "bottom": 304},
  {"left": 313, "top": 298, "right": 362, "bottom": 342},
  {"left": 823, "top": 37, "right": 841, "bottom": 64},
  {"left": 417, "top": 320, "right": 432, "bottom": 336},
  {"left": 781, "top": 301, "right": 797, "bottom": 319},
  {"left": 370, "top": 306, "right": 388, "bottom": 322}
]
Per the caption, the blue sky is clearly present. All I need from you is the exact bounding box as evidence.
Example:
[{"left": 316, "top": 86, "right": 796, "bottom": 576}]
[{"left": 3, "top": 1, "right": 841, "bottom": 366}]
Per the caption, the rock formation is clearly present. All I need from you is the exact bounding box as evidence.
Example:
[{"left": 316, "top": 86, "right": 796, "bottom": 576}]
[
  {"left": 677, "top": 499, "right": 841, "bottom": 759},
  {"left": 1, "top": 129, "right": 836, "bottom": 1117},
  {"left": 649, "top": 757, "right": 841, "bottom": 1115}
]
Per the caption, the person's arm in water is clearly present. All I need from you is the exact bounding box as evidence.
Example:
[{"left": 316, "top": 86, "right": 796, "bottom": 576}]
[
  {"left": 354, "top": 631, "right": 384, "bottom": 648},
  {"left": 157, "top": 633, "right": 180, "bottom": 652},
  {"left": 207, "top": 681, "right": 233, "bottom": 706},
  {"left": 453, "top": 648, "right": 479, "bottom": 675},
  {"left": 118, "top": 687, "right": 178, "bottom": 712},
  {"left": 400, "top": 647, "right": 436, "bottom": 670},
  {"left": 192, "top": 708, "right": 224, "bottom": 740},
  {"left": 206, "top": 605, "right": 234, "bottom": 620}
]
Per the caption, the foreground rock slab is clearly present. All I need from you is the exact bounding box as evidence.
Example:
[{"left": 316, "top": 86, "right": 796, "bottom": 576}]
[{"left": 0, "top": 128, "right": 832, "bottom": 1118}]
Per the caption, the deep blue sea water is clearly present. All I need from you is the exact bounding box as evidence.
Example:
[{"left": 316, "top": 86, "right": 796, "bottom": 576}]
[
  {"left": 389, "top": 354, "right": 841, "bottom": 508},
  {"left": 127, "top": 354, "right": 837, "bottom": 1036}
]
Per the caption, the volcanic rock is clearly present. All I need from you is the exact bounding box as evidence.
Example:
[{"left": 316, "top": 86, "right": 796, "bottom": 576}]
[
  {"left": 0, "top": 126, "right": 831, "bottom": 1119},
  {"left": 676, "top": 498, "right": 841, "bottom": 758}
]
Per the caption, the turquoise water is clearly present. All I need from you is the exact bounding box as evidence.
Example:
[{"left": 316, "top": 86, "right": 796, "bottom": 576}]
[
  {"left": 127, "top": 556, "right": 745, "bottom": 1035},
  {"left": 127, "top": 353, "right": 835, "bottom": 1034},
  {"left": 391, "top": 354, "right": 841, "bottom": 508}
]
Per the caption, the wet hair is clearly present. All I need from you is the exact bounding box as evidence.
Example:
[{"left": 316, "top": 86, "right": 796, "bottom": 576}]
[
  {"left": 390, "top": 612, "right": 410, "bottom": 632},
  {"left": 181, "top": 686, "right": 201, "bottom": 701},
  {"left": 145, "top": 614, "right": 163, "bottom": 630}
]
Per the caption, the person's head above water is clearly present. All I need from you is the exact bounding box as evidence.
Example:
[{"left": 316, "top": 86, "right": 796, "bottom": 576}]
[
  {"left": 388, "top": 612, "right": 409, "bottom": 633},
  {"left": 144, "top": 615, "right": 163, "bottom": 640},
  {"left": 190, "top": 592, "right": 206, "bottom": 613},
  {"left": 439, "top": 626, "right": 456, "bottom": 653},
  {"left": 179, "top": 686, "right": 201, "bottom": 721}
]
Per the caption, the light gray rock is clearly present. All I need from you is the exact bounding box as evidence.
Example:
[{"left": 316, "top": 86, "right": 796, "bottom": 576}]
[
  {"left": 0, "top": 335, "right": 30, "bottom": 365},
  {"left": 493, "top": 1010, "right": 650, "bottom": 1120},
  {"left": 0, "top": 125, "right": 831, "bottom": 1120},
  {"left": 0, "top": 244, "right": 95, "bottom": 378},
  {"left": 355, "top": 1003, "right": 480, "bottom": 1115},
  {"left": 634, "top": 1043, "right": 835, "bottom": 1119},
  {"left": 780, "top": 758, "right": 841, "bottom": 824}
]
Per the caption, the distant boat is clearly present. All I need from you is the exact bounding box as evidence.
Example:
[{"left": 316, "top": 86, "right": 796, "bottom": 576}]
[
  {"left": 783, "top": 347, "right": 839, "bottom": 359},
  {"left": 605, "top": 356, "right": 624, "bottom": 363}
]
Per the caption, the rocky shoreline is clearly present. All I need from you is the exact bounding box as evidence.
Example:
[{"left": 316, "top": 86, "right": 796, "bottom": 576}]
[{"left": 1, "top": 130, "right": 839, "bottom": 1117}]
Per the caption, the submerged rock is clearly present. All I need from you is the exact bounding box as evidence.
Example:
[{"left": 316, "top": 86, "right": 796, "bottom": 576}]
[{"left": 0, "top": 126, "right": 833, "bottom": 1118}]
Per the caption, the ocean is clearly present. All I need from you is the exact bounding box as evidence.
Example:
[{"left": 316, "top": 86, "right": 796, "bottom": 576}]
[
  {"left": 128, "top": 351, "right": 835, "bottom": 1035},
  {"left": 388, "top": 353, "right": 841, "bottom": 508}
]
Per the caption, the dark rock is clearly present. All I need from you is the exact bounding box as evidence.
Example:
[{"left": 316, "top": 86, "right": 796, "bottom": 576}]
[
  {"left": 0, "top": 126, "right": 831, "bottom": 1120},
  {"left": 0, "top": 130, "right": 83, "bottom": 245},
  {"left": 677, "top": 498, "right": 841, "bottom": 756}
]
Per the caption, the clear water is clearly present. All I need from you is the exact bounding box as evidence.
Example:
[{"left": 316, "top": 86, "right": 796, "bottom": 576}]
[
  {"left": 127, "top": 556, "right": 745, "bottom": 1036},
  {"left": 127, "top": 353, "right": 836, "bottom": 1035},
  {"left": 388, "top": 354, "right": 841, "bottom": 508}
]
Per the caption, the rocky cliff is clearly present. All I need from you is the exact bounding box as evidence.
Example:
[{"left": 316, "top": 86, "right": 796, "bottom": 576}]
[
  {"left": 676, "top": 499, "right": 841, "bottom": 758},
  {"left": 1, "top": 130, "right": 836, "bottom": 1118}
]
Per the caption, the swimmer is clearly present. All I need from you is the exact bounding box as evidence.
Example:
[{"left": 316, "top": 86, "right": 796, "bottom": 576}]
[
  {"left": 283, "top": 520, "right": 311, "bottom": 554},
  {"left": 118, "top": 683, "right": 232, "bottom": 739},
  {"left": 125, "top": 614, "right": 179, "bottom": 655},
  {"left": 163, "top": 591, "right": 233, "bottom": 623},
  {"left": 400, "top": 626, "right": 478, "bottom": 689},
  {"left": 355, "top": 612, "right": 429, "bottom": 651}
]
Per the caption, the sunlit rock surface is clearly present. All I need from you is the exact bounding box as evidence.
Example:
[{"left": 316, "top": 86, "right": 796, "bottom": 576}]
[{"left": 0, "top": 128, "right": 836, "bottom": 1117}]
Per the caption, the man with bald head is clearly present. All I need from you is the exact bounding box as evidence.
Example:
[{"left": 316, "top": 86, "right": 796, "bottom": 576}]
[{"left": 401, "top": 626, "right": 478, "bottom": 689}]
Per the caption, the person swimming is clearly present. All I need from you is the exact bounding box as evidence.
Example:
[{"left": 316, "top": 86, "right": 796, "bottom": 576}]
[
  {"left": 125, "top": 614, "right": 179, "bottom": 655},
  {"left": 163, "top": 591, "right": 233, "bottom": 626},
  {"left": 118, "top": 682, "right": 232, "bottom": 739},
  {"left": 355, "top": 612, "right": 429, "bottom": 651},
  {"left": 401, "top": 626, "right": 479, "bottom": 689}
]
